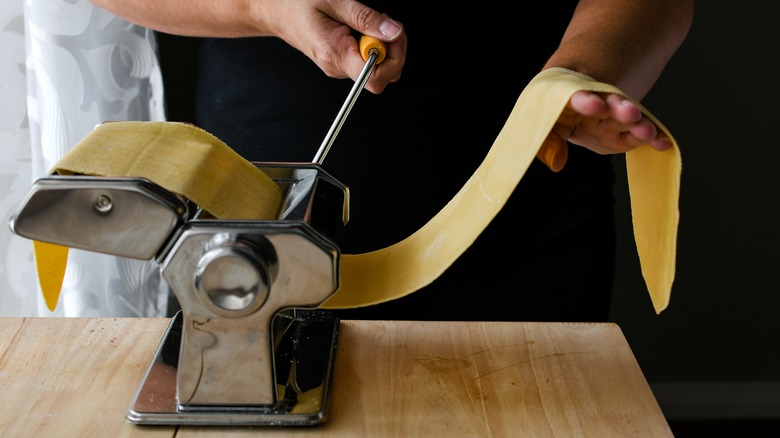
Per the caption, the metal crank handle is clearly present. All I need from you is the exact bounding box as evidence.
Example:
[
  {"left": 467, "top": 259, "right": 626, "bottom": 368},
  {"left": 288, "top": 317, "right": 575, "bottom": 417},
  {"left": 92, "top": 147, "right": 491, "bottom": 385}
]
[{"left": 313, "top": 36, "right": 387, "bottom": 165}]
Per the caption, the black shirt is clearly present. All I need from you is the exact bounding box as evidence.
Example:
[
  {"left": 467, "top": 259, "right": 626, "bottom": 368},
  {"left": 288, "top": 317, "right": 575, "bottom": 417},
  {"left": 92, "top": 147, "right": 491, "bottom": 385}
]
[{"left": 191, "top": 1, "right": 617, "bottom": 321}]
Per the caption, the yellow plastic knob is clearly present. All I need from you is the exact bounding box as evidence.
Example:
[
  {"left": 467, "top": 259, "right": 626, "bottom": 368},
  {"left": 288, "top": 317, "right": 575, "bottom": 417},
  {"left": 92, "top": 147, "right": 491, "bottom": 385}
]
[{"left": 359, "top": 35, "right": 387, "bottom": 64}]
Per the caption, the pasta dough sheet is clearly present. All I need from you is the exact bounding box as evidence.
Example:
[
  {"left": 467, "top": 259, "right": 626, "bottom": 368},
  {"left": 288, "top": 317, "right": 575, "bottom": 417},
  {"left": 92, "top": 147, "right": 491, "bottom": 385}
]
[{"left": 33, "top": 68, "right": 680, "bottom": 315}]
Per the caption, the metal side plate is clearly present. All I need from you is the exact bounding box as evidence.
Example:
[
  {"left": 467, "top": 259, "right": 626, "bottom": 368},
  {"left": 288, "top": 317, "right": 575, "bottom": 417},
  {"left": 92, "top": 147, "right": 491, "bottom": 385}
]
[{"left": 9, "top": 176, "right": 188, "bottom": 260}]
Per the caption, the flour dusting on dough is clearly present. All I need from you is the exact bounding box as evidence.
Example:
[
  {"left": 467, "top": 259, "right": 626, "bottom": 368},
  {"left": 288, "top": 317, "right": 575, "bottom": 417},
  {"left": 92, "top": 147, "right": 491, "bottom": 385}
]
[
  {"left": 477, "top": 178, "right": 498, "bottom": 204},
  {"left": 422, "top": 233, "right": 446, "bottom": 260}
]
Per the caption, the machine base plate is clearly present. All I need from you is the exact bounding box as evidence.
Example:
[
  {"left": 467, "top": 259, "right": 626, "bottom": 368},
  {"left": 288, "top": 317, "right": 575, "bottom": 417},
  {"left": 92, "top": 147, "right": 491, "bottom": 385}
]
[{"left": 127, "top": 309, "right": 339, "bottom": 426}]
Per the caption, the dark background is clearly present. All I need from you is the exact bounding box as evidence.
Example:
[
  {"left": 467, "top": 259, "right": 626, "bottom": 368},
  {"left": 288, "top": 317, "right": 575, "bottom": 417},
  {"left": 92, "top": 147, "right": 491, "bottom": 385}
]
[
  {"left": 609, "top": 0, "right": 780, "bottom": 422},
  {"left": 157, "top": 1, "right": 780, "bottom": 423}
]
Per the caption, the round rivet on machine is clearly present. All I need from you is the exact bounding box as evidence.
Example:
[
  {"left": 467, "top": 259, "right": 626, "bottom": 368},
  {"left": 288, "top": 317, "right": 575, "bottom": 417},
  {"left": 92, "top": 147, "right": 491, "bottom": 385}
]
[{"left": 94, "top": 194, "right": 112, "bottom": 215}]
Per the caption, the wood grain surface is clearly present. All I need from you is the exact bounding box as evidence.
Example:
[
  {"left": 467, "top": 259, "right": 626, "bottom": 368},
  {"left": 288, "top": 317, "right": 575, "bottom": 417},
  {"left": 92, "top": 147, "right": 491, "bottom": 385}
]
[{"left": 0, "top": 318, "right": 671, "bottom": 437}]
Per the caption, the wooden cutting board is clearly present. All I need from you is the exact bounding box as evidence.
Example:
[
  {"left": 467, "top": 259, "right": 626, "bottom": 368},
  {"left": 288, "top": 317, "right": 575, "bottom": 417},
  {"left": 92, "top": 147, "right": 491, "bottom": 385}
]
[{"left": 0, "top": 317, "right": 672, "bottom": 437}]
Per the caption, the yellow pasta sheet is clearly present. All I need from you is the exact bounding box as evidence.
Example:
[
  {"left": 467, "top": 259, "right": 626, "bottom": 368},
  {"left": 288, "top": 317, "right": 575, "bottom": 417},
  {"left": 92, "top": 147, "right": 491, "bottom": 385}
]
[{"left": 35, "top": 68, "right": 680, "bottom": 314}]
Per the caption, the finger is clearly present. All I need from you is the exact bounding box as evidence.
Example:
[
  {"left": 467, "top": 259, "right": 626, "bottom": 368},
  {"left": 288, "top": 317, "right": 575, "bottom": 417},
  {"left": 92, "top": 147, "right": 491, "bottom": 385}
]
[
  {"left": 648, "top": 134, "right": 673, "bottom": 151},
  {"left": 569, "top": 91, "right": 606, "bottom": 117},
  {"left": 578, "top": 116, "right": 647, "bottom": 152},
  {"left": 626, "top": 117, "right": 658, "bottom": 141},
  {"left": 604, "top": 94, "right": 673, "bottom": 151},
  {"left": 605, "top": 94, "right": 642, "bottom": 124},
  {"left": 337, "top": 1, "right": 403, "bottom": 42},
  {"left": 375, "top": 14, "right": 403, "bottom": 41},
  {"left": 362, "top": 27, "right": 407, "bottom": 93}
]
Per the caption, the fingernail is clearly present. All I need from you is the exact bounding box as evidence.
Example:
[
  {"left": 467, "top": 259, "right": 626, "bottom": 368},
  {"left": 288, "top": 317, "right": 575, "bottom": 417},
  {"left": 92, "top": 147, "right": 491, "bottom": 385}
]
[
  {"left": 654, "top": 137, "right": 672, "bottom": 151},
  {"left": 379, "top": 19, "right": 402, "bottom": 39}
]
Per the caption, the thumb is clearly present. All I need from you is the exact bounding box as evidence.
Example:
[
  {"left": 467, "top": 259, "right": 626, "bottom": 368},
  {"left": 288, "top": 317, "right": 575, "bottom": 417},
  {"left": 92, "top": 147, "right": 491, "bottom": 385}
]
[{"left": 337, "top": 2, "right": 403, "bottom": 41}]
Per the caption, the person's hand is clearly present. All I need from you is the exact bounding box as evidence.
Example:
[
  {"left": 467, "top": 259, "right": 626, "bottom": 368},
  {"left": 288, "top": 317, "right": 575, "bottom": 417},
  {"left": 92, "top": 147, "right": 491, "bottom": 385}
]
[
  {"left": 546, "top": 91, "right": 673, "bottom": 157},
  {"left": 262, "top": 0, "right": 407, "bottom": 93}
]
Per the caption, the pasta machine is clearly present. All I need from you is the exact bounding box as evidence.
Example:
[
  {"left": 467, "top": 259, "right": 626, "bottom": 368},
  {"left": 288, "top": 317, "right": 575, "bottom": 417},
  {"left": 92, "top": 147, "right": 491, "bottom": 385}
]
[
  {"left": 9, "top": 163, "right": 349, "bottom": 426},
  {"left": 9, "top": 34, "right": 386, "bottom": 427}
]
